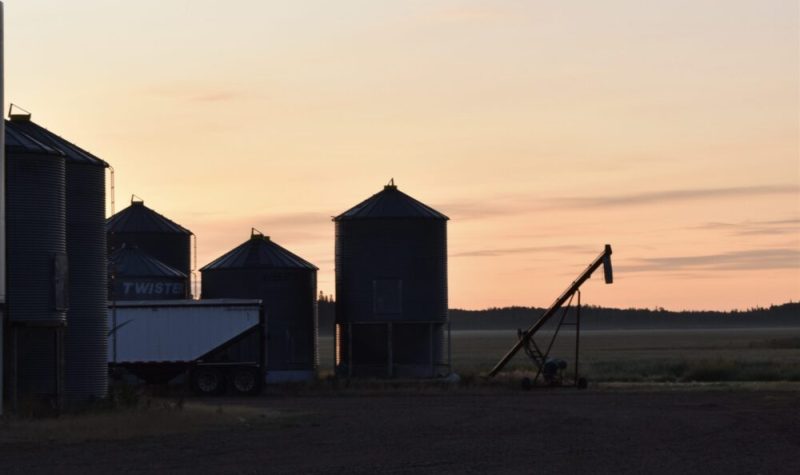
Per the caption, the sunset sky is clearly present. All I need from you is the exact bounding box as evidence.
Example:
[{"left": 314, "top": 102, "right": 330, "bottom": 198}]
[{"left": 4, "top": 0, "right": 798, "bottom": 310}]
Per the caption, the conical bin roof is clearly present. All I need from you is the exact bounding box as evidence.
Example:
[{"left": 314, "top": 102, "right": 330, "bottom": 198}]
[
  {"left": 5, "top": 119, "right": 64, "bottom": 156},
  {"left": 8, "top": 114, "right": 108, "bottom": 167},
  {"left": 201, "top": 231, "right": 317, "bottom": 271},
  {"left": 109, "top": 245, "right": 187, "bottom": 278},
  {"left": 107, "top": 200, "right": 192, "bottom": 235},
  {"left": 334, "top": 181, "right": 448, "bottom": 221}
]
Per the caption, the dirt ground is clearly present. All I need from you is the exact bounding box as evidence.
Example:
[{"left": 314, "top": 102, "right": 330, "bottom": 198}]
[{"left": 1, "top": 387, "right": 799, "bottom": 474}]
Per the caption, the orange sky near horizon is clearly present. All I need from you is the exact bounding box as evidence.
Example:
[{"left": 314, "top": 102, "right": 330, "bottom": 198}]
[{"left": 4, "top": 0, "right": 798, "bottom": 311}]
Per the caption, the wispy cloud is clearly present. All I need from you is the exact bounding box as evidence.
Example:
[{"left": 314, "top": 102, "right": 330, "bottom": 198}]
[
  {"left": 192, "top": 211, "right": 331, "bottom": 232},
  {"left": 693, "top": 218, "right": 800, "bottom": 237},
  {"left": 431, "top": 200, "right": 514, "bottom": 221},
  {"left": 189, "top": 210, "right": 332, "bottom": 268},
  {"left": 452, "top": 244, "right": 592, "bottom": 258},
  {"left": 552, "top": 185, "right": 798, "bottom": 210},
  {"left": 241, "top": 211, "right": 333, "bottom": 230},
  {"left": 436, "top": 185, "right": 798, "bottom": 220},
  {"left": 621, "top": 248, "right": 800, "bottom": 273}
]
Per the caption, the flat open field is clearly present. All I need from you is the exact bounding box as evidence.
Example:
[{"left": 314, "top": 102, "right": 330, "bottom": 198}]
[
  {"left": 2, "top": 326, "right": 798, "bottom": 474},
  {"left": 1, "top": 387, "right": 799, "bottom": 474},
  {"left": 321, "top": 326, "right": 800, "bottom": 381}
]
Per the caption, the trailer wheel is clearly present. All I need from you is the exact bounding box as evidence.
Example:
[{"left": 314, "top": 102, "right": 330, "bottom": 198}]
[
  {"left": 231, "top": 367, "right": 262, "bottom": 396},
  {"left": 190, "top": 367, "right": 225, "bottom": 396}
]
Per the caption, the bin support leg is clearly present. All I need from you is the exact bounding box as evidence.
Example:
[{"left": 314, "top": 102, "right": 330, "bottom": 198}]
[
  {"left": 429, "top": 323, "right": 434, "bottom": 378},
  {"left": 347, "top": 323, "right": 352, "bottom": 379},
  {"left": 387, "top": 323, "right": 393, "bottom": 378}
]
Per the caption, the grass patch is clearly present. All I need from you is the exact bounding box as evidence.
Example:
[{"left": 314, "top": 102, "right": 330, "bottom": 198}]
[
  {"left": 0, "top": 402, "right": 288, "bottom": 444},
  {"left": 0, "top": 385, "right": 292, "bottom": 444},
  {"left": 749, "top": 337, "right": 800, "bottom": 349},
  {"left": 585, "top": 358, "right": 800, "bottom": 383},
  {"left": 587, "top": 360, "right": 689, "bottom": 382},
  {"left": 598, "top": 381, "right": 800, "bottom": 392}
]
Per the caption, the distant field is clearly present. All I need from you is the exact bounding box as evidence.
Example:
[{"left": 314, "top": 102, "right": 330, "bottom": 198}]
[{"left": 319, "top": 326, "right": 800, "bottom": 382}]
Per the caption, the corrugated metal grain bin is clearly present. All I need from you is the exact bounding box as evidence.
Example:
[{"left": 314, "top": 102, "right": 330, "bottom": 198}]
[
  {"left": 200, "top": 230, "right": 318, "bottom": 382},
  {"left": 107, "top": 200, "right": 192, "bottom": 292},
  {"left": 109, "top": 245, "right": 188, "bottom": 300},
  {"left": 8, "top": 114, "right": 109, "bottom": 403},
  {"left": 4, "top": 120, "right": 67, "bottom": 405},
  {"left": 333, "top": 181, "right": 450, "bottom": 378}
]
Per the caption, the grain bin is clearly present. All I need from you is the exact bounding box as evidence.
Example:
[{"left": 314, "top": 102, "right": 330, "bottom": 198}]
[
  {"left": 8, "top": 114, "right": 109, "bottom": 403},
  {"left": 334, "top": 181, "right": 450, "bottom": 378},
  {"left": 200, "top": 230, "right": 318, "bottom": 382},
  {"left": 107, "top": 199, "right": 192, "bottom": 295},
  {"left": 4, "top": 120, "right": 67, "bottom": 406},
  {"left": 109, "top": 245, "right": 188, "bottom": 300}
]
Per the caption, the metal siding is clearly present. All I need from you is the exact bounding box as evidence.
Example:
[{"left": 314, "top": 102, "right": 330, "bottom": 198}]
[
  {"left": 5, "top": 139, "right": 65, "bottom": 402},
  {"left": 6, "top": 151, "right": 67, "bottom": 324},
  {"left": 334, "top": 188, "right": 448, "bottom": 378},
  {"left": 108, "top": 303, "right": 261, "bottom": 363},
  {"left": 201, "top": 266, "right": 317, "bottom": 373},
  {"left": 64, "top": 162, "right": 108, "bottom": 402},
  {"left": 335, "top": 219, "right": 447, "bottom": 324}
]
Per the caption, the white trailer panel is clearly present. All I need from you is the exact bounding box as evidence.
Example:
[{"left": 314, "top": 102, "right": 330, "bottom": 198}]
[{"left": 109, "top": 299, "right": 262, "bottom": 364}]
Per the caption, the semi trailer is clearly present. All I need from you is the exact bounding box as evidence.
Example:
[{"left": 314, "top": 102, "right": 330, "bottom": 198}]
[{"left": 108, "top": 299, "right": 265, "bottom": 395}]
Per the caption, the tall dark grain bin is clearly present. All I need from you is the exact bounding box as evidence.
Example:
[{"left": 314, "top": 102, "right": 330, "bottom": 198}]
[
  {"left": 8, "top": 114, "right": 109, "bottom": 403},
  {"left": 4, "top": 120, "right": 68, "bottom": 407},
  {"left": 109, "top": 245, "right": 188, "bottom": 300},
  {"left": 201, "top": 230, "right": 318, "bottom": 382},
  {"left": 107, "top": 199, "right": 192, "bottom": 295},
  {"left": 334, "top": 181, "right": 450, "bottom": 378}
]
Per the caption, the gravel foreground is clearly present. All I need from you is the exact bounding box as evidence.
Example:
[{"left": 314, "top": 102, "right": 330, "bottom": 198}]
[{"left": 2, "top": 388, "right": 799, "bottom": 474}]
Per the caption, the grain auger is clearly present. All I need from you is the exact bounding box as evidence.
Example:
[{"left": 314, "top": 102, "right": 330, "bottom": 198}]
[{"left": 487, "top": 245, "right": 614, "bottom": 387}]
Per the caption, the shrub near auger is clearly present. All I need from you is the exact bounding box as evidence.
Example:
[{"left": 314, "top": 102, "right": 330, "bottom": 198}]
[{"left": 488, "top": 245, "right": 613, "bottom": 389}]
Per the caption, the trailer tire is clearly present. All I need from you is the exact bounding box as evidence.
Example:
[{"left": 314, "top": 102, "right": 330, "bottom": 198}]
[
  {"left": 190, "top": 367, "right": 225, "bottom": 396},
  {"left": 231, "top": 367, "right": 262, "bottom": 396}
]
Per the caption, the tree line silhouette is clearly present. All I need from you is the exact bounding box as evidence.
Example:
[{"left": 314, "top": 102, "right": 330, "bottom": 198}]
[{"left": 317, "top": 294, "right": 798, "bottom": 334}]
